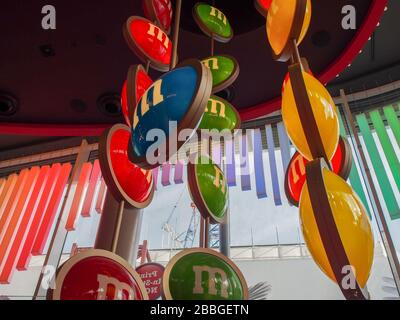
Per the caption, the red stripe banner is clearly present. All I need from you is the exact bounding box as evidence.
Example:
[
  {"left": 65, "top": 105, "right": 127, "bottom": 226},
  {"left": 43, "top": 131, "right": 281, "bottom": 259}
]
[
  {"left": 0, "top": 166, "right": 50, "bottom": 282},
  {"left": 81, "top": 160, "right": 101, "bottom": 217},
  {"left": 95, "top": 179, "right": 107, "bottom": 214},
  {"left": 65, "top": 162, "right": 92, "bottom": 230},
  {"left": 31, "top": 163, "right": 72, "bottom": 255},
  {"left": 17, "top": 164, "right": 61, "bottom": 270},
  {"left": 0, "top": 167, "right": 40, "bottom": 284}
]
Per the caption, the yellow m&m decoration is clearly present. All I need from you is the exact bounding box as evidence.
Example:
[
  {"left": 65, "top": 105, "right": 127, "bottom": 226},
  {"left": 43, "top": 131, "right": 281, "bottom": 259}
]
[
  {"left": 282, "top": 70, "right": 340, "bottom": 161},
  {"left": 300, "top": 168, "right": 374, "bottom": 288},
  {"left": 267, "top": 0, "right": 312, "bottom": 60}
]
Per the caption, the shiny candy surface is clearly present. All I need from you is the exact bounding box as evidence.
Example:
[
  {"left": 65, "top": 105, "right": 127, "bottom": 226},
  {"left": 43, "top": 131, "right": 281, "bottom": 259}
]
[
  {"left": 285, "top": 137, "right": 350, "bottom": 205},
  {"left": 131, "top": 65, "right": 198, "bottom": 157},
  {"left": 189, "top": 155, "right": 228, "bottom": 223},
  {"left": 282, "top": 71, "right": 339, "bottom": 161},
  {"left": 202, "top": 55, "right": 238, "bottom": 93},
  {"left": 124, "top": 17, "right": 172, "bottom": 70},
  {"left": 266, "top": 0, "right": 312, "bottom": 56},
  {"left": 164, "top": 249, "right": 247, "bottom": 300},
  {"left": 194, "top": 3, "right": 233, "bottom": 42},
  {"left": 198, "top": 95, "right": 240, "bottom": 132},
  {"left": 299, "top": 169, "right": 374, "bottom": 288},
  {"left": 109, "top": 127, "right": 153, "bottom": 204},
  {"left": 143, "top": 0, "right": 173, "bottom": 33},
  {"left": 53, "top": 250, "right": 147, "bottom": 300}
]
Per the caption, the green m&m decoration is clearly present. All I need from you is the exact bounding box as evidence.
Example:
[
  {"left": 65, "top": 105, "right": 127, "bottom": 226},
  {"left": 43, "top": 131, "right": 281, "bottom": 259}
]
[
  {"left": 188, "top": 155, "right": 228, "bottom": 224},
  {"left": 199, "top": 95, "right": 241, "bottom": 132},
  {"left": 193, "top": 3, "right": 233, "bottom": 43},
  {"left": 202, "top": 55, "right": 240, "bottom": 94},
  {"left": 163, "top": 248, "right": 249, "bottom": 300}
]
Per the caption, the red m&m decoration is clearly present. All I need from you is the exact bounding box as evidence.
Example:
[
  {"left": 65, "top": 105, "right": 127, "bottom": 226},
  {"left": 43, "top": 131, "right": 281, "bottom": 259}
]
[{"left": 284, "top": 137, "right": 352, "bottom": 206}]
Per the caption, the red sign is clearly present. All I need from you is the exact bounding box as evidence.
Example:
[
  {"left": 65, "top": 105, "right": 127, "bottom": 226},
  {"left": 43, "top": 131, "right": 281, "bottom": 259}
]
[
  {"left": 121, "top": 65, "right": 153, "bottom": 127},
  {"left": 285, "top": 137, "right": 353, "bottom": 206},
  {"left": 136, "top": 263, "right": 165, "bottom": 300},
  {"left": 123, "top": 16, "right": 172, "bottom": 72},
  {"left": 143, "top": 0, "right": 173, "bottom": 34},
  {"left": 98, "top": 124, "right": 155, "bottom": 208},
  {"left": 51, "top": 250, "right": 148, "bottom": 300}
]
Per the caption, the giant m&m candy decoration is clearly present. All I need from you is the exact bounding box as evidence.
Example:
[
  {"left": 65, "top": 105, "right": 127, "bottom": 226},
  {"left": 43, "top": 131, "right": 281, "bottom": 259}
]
[
  {"left": 282, "top": 66, "right": 340, "bottom": 161},
  {"left": 300, "top": 159, "right": 374, "bottom": 299}
]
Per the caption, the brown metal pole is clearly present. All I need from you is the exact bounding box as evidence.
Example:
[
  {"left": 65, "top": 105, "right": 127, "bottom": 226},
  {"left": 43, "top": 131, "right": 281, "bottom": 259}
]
[
  {"left": 340, "top": 89, "right": 400, "bottom": 294},
  {"left": 210, "top": 35, "right": 215, "bottom": 57},
  {"left": 204, "top": 217, "right": 210, "bottom": 249},
  {"left": 199, "top": 217, "right": 205, "bottom": 248},
  {"left": 111, "top": 200, "right": 125, "bottom": 253},
  {"left": 170, "top": 0, "right": 182, "bottom": 69}
]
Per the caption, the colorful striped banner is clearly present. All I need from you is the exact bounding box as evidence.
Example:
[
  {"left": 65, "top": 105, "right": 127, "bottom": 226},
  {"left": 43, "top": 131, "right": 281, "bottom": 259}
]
[
  {"left": 95, "top": 179, "right": 107, "bottom": 214},
  {"left": 174, "top": 161, "right": 184, "bottom": 184},
  {"left": 17, "top": 164, "right": 62, "bottom": 270},
  {"left": 266, "top": 125, "right": 282, "bottom": 205},
  {"left": 212, "top": 142, "right": 222, "bottom": 167},
  {"left": 32, "top": 163, "right": 72, "bottom": 255},
  {"left": 1, "top": 166, "right": 50, "bottom": 281},
  {"left": 356, "top": 114, "right": 400, "bottom": 220},
  {"left": 384, "top": 105, "right": 400, "bottom": 148},
  {"left": 0, "top": 167, "right": 40, "bottom": 284},
  {"left": 253, "top": 129, "right": 267, "bottom": 199},
  {"left": 338, "top": 114, "right": 371, "bottom": 218},
  {"left": 277, "top": 122, "right": 291, "bottom": 173},
  {"left": 81, "top": 160, "right": 101, "bottom": 217},
  {"left": 161, "top": 163, "right": 171, "bottom": 186},
  {"left": 0, "top": 174, "right": 18, "bottom": 223},
  {"left": 0, "top": 169, "right": 30, "bottom": 243},
  {"left": 370, "top": 110, "right": 400, "bottom": 191},
  {"left": 225, "top": 139, "right": 236, "bottom": 186},
  {"left": 153, "top": 167, "right": 159, "bottom": 190},
  {"left": 240, "top": 133, "right": 251, "bottom": 191},
  {"left": 65, "top": 162, "right": 92, "bottom": 231}
]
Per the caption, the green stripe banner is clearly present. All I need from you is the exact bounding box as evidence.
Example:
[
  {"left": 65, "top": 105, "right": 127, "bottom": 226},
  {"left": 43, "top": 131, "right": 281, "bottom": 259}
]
[
  {"left": 338, "top": 114, "right": 371, "bottom": 218},
  {"left": 370, "top": 110, "right": 400, "bottom": 191},
  {"left": 383, "top": 105, "right": 400, "bottom": 148},
  {"left": 356, "top": 114, "right": 400, "bottom": 220}
]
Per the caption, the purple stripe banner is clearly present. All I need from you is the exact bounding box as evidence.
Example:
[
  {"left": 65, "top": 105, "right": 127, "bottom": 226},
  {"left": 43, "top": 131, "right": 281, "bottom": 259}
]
[
  {"left": 266, "top": 125, "right": 282, "bottom": 206},
  {"left": 240, "top": 132, "right": 251, "bottom": 191},
  {"left": 212, "top": 142, "right": 222, "bottom": 167},
  {"left": 225, "top": 139, "right": 236, "bottom": 186},
  {"left": 253, "top": 129, "right": 267, "bottom": 198},
  {"left": 174, "top": 161, "right": 184, "bottom": 184},
  {"left": 152, "top": 167, "right": 159, "bottom": 190},
  {"left": 277, "top": 122, "right": 291, "bottom": 173},
  {"left": 161, "top": 163, "right": 171, "bottom": 186}
]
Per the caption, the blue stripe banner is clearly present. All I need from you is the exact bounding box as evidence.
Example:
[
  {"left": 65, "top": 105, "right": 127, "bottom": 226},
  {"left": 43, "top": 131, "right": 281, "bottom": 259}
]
[
  {"left": 253, "top": 129, "right": 267, "bottom": 198},
  {"left": 240, "top": 132, "right": 251, "bottom": 191},
  {"left": 266, "top": 125, "right": 282, "bottom": 206},
  {"left": 225, "top": 139, "right": 236, "bottom": 187}
]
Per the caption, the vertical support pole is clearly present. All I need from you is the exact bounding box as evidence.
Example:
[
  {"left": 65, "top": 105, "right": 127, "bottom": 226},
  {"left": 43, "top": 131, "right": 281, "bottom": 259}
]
[
  {"left": 220, "top": 161, "right": 230, "bottom": 257},
  {"left": 95, "top": 192, "right": 144, "bottom": 267},
  {"left": 33, "top": 140, "right": 91, "bottom": 300},
  {"left": 199, "top": 217, "right": 205, "bottom": 248},
  {"left": 220, "top": 209, "right": 230, "bottom": 257},
  {"left": 204, "top": 217, "right": 210, "bottom": 249},
  {"left": 340, "top": 89, "right": 400, "bottom": 295},
  {"left": 170, "top": 0, "right": 182, "bottom": 69},
  {"left": 111, "top": 201, "right": 125, "bottom": 254}
]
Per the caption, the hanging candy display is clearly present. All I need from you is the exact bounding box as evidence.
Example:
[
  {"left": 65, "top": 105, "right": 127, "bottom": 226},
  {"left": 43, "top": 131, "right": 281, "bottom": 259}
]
[{"left": 264, "top": 0, "right": 374, "bottom": 300}]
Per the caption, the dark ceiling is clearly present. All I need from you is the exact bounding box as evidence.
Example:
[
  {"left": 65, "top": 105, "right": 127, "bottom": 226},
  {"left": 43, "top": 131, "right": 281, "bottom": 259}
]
[
  {"left": 0, "top": 0, "right": 398, "bottom": 156},
  {"left": 0, "top": 0, "right": 376, "bottom": 123}
]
